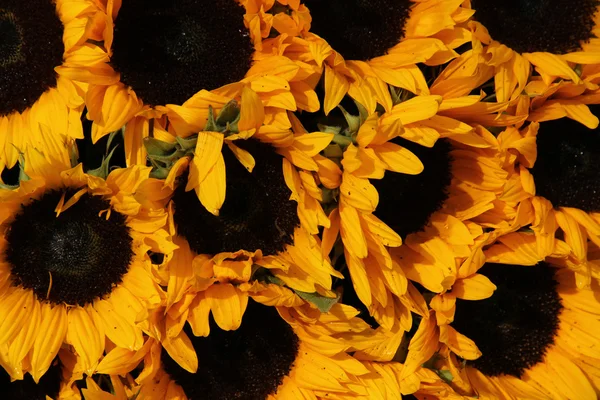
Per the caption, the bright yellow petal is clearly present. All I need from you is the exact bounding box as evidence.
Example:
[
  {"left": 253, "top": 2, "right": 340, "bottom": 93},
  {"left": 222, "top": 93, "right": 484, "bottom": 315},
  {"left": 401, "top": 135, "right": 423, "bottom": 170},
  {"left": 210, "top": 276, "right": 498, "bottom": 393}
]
[
  {"left": 205, "top": 284, "right": 248, "bottom": 331},
  {"left": 373, "top": 142, "right": 424, "bottom": 175},
  {"left": 197, "top": 152, "right": 226, "bottom": 216},
  {"left": 162, "top": 330, "right": 198, "bottom": 374},
  {"left": 451, "top": 274, "right": 496, "bottom": 300},
  {"left": 227, "top": 142, "right": 256, "bottom": 173},
  {"left": 440, "top": 325, "right": 481, "bottom": 360},
  {"left": 239, "top": 86, "right": 265, "bottom": 131},
  {"left": 186, "top": 131, "right": 224, "bottom": 190},
  {"left": 324, "top": 65, "right": 350, "bottom": 115},
  {"left": 30, "top": 303, "right": 67, "bottom": 382},
  {"left": 66, "top": 306, "right": 104, "bottom": 374}
]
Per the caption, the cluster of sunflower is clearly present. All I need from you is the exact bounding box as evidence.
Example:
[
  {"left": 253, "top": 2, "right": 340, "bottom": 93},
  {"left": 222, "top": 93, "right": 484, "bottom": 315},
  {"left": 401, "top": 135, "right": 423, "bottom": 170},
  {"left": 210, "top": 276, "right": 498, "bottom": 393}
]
[{"left": 2, "top": 0, "right": 600, "bottom": 399}]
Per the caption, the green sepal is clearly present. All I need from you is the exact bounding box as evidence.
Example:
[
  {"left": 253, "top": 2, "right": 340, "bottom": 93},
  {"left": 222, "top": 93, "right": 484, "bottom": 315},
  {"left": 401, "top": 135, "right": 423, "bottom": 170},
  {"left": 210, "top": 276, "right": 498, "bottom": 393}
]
[
  {"left": 390, "top": 86, "right": 414, "bottom": 106},
  {"left": 216, "top": 100, "right": 241, "bottom": 126},
  {"left": 436, "top": 369, "right": 454, "bottom": 384},
  {"left": 88, "top": 145, "right": 119, "bottom": 179},
  {"left": 148, "top": 150, "right": 187, "bottom": 164},
  {"left": 204, "top": 106, "right": 220, "bottom": 132},
  {"left": 17, "top": 153, "right": 30, "bottom": 182},
  {"left": 294, "top": 290, "right": 340, "bottom": 313},
  {"left": 106, "top": 128, "right": 123, "bottom": 153},
  {"left": 253, "top": 268, "right": 339, "bottom": 312},
  {"left": 69, "top": 142, "right": 79, "bottom": 169},
  {"left": 338, "top": 104, "right": 362, "bottom": 134},
  {"left": 144, "top": 137, "right": 178, "bottom": 158},
  {"left": 331, "top": 133, "right": 353, "bottom": 149},
  {"left": 324, "top": 144, "right": 343, "bottom": 159},
  {"left": 149, "top": 166, "right": 171, "bottom": 180},
  {"left": 321, "top": 187, "right": 339, "bottom": 205},
  {"left": 225, "top": 114, "right": 241, "bottom": 135},
  {"left": 355, "top": 100, "right": 369, "bottom": 125},
  {"left": 317, "top": 123, "right": 342, "bottom": 135},
  {"left": 0, "top": 182, "right": 19, "bottom": 190},
  {"left": 0, "top": 153, "right": 31, "bottom": 189},
  {"left": 175, "top": 135, "right": 198, "bottom": 151}
]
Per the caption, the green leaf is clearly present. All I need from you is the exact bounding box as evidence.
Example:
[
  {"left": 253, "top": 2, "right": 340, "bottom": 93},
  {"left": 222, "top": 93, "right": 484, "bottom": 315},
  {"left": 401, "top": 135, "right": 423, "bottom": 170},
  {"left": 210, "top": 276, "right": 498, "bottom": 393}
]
[{"left": 294, "top": 290, "right": 340, "bottom": 313}]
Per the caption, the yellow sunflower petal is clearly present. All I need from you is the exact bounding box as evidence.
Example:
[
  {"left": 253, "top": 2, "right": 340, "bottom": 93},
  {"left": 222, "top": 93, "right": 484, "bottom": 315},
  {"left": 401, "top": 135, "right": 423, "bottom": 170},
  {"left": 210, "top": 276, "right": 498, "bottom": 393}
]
[
  {"left": 196, "top": 153, "right": 226, "bottom": 216},
  {"left": 227, "top": 142, "right": 256, "bottom": 173},
  {"left": 339, "top": 202, "right": 368, "bottom": 258},
  {"left": 451, "top": 274, "right": 496, "bottom": 300},
  {"left": 162, "top": 330, "right": 198, "bottom": 374},
  {"left": 94, "top": 299, "right": 138, "bottom": 350},
  {"left": 373, "top": 142, "right": 424, "bottom": 175},
  {"left": 205, "top": 284, "right": 248, "bottom": 331},
  {"left": 239, "top": 86, "right": 265, "bottom": 131},
  {"left": 66, "top": 306, "right": 104, "bottom": 374},
  {"left": 30, "top": 303, "right": 68, "bottom": 382},
  {"left": 186, "top": 131, "right": 224, "bottom": 190},
  {"left": 339, "top": 172, "right": 379, "bottom": 212},
  {"left": 440, "top": 325, "right": 481, "bottom": 360},
  {"left": 0, "top": 289, "right": 33, "bottom": 344}
]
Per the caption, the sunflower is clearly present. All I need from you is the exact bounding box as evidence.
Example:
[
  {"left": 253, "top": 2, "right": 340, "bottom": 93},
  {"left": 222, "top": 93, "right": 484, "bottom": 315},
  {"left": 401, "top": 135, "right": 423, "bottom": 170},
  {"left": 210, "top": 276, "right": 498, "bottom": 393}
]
[
  {"left": 431, "top": 232, "right": 600, "bottom": 399},
  {"left": 311, "top": 93, "right": 527, "bottom": 339},
  {"left": 299, "top": 0, "right": 470, "bottom": 115},
  {"left": 138, "top": 93, "right": 342, "bottom": 328},
  {"left": 466, "top": 1, "right": 600, "bottom": 103},
  {"left": 497, "top": 113, "right": 600, "bottom": 287},
  {"left": 0, "top": 0, "right": 101, "bottom": 171},
  {"left": 140, "top": 298, "right": 386, "bottom": 399},
  {"left": 0, "top": 155, "right": 170, "bottom": 383},
  {"left": 69, "top": 0, "right": 319, "bottom": 166}
]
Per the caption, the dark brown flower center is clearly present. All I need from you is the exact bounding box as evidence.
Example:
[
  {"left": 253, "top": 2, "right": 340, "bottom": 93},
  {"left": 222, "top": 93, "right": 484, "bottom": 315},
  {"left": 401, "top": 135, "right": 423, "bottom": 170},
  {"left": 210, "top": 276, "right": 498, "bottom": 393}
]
[
  {"left": 471, "top": 0, "right": 600, "bottom": 54},
  {"left": 110, "top": 0, "right": 254, "bottom": 106},
  {"left": 173, "top": 139, "right": 299, "bottom": 256},
  {"left": 451, "top": 262, "right": 563, "bottom": 377},
  {"left": 162, "top": 299, "right": 299, "bottom": 400},
  {"left": 372, "top": 138, "right": 452, "bottom": 238},
  {"left": 5, "top": 190, "right": 134, "bottom": 305},
  {"left": 0, "top": 1, "right": 63, "bottom": 116},
  {"left": 305, "top": 0, "right": 412, "bottom": 61},
  {"left": 530, "top": 106, "right": 600, "bottom": 212}
]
